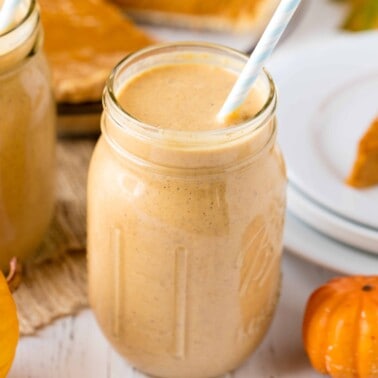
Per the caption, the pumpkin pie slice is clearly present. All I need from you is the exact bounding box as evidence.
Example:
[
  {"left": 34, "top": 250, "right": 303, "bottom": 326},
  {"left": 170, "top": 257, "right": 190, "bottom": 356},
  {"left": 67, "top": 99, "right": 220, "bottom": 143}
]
[
  {"left": 346, "top": 117, "right": 378, "bottom": 188},
  {"left": 112, "top": 0, "right": 280, "bottom": 33},
  {"left": 39, "top": 0, "right": 155, "bottom": 103}
]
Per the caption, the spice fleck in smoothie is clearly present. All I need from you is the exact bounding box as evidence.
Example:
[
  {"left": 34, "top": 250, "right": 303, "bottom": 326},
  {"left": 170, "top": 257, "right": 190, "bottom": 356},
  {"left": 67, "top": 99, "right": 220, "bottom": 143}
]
[{"left": 88, "top": 44, "right": 286, "bottom": 378}]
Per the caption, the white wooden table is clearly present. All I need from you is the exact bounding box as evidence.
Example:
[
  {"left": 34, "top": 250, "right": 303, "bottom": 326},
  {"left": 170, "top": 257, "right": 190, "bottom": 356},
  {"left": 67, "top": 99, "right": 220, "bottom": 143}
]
[
  {"left": 9, "top": 1, "right": 350, "bottom": 377},
  {"left": 9, "top": 254, "right": 337, "bottom": 378}
]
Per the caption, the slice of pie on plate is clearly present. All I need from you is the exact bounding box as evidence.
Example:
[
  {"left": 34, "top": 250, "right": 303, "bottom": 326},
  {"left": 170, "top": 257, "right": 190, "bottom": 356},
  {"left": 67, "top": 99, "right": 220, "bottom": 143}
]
[
  {"left": 39, "top": 0, "right": 155, "bottom": 104},
  {"left": 346, "top": 117, "right": 378, "bottom": 188},
  {"left": 111, "top": 0, "right": 280, "bottom": 33}
]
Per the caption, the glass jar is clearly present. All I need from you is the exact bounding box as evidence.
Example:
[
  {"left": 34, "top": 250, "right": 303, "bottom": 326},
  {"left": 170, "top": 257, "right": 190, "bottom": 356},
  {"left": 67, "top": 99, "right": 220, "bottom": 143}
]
[
  {"left": 0, "top": 0, "right": 56, "bottom": 271},
  {"left": 88, "top": 43, "right": 286, "bottom": 378}
]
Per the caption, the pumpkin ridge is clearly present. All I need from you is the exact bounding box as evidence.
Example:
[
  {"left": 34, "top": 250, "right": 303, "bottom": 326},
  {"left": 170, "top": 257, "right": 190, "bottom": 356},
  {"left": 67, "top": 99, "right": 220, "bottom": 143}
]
[
  {"left": 355, "top": 288, "right": 365, "bottom": 378},
  {"left": 304, "top": 288, "right": 349, "bottom": 374},
  {"left": 357, "top": 286, "right": 378, "bottom": 377},
  {"left": 325, "top": 291, "right": 357, "bottom": 377}
]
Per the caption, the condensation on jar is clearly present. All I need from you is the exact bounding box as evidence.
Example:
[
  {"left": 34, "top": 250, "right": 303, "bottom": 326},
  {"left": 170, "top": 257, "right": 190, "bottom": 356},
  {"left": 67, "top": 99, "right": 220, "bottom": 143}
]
[{"left": 87, "top": 43, "right": 286, "bottom": 378}]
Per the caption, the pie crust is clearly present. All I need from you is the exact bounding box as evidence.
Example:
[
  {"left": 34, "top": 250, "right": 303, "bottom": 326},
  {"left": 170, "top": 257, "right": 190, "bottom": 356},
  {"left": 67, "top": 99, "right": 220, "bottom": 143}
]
[{"left": 39, "top": 0, "right": 154, "bottom": 103}]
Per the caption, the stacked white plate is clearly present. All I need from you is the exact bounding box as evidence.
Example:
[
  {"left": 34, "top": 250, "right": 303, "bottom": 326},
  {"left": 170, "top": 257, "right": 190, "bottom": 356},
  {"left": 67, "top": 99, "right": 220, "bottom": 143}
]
[{"left": 267, "top": 32, "right": 378, "bottom": 275}]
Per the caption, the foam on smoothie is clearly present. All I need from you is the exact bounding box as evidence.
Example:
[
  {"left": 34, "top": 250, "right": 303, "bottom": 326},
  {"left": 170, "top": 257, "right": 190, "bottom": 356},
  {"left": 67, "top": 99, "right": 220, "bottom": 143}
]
[{"left": 118, "top": 63, "right": 265, "bottom": 131}]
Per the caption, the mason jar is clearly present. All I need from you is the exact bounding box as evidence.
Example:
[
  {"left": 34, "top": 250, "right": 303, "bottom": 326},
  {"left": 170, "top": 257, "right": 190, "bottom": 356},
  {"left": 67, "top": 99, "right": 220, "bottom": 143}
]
[
  {"left": 88, "top": 43, "right": 286, "bottom": 378},
  {"left": 0, "top": 0, "right": 56, "bottom": 271}
]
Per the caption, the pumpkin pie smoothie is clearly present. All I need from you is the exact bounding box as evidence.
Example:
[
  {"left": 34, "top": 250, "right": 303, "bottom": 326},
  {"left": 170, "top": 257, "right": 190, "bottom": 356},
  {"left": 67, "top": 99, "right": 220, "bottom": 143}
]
[
  {"left": 88, "top": 44, "right": 286, "bottom": 378},
  {"left": 0, "top": 0, "right": 56, "bottom": 271}
]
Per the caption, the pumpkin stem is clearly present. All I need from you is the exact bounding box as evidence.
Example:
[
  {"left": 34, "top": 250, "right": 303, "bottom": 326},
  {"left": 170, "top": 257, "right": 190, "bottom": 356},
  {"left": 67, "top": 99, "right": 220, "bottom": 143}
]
[
  {"left": 362, "top": 284, "right": 374, "bottom": 292},
  {"left": 6, "top": 257, "right": 23, "bottom": 292}
]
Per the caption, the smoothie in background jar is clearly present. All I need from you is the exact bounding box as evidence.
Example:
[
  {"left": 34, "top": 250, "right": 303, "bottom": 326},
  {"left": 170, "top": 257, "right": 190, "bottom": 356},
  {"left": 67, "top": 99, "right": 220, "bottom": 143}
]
[
  {"left": 0, "top": 0, "right": 56, "bottom": 271},
  {"left": 88, "top": 43, "right": 286, "bottom": 378}
]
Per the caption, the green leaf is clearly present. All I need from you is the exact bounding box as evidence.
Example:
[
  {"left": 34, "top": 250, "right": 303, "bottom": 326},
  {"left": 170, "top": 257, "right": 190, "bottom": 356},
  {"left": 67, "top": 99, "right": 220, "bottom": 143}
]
[{"left": 342, "top": 0, "right": 378, "bottom": 31}]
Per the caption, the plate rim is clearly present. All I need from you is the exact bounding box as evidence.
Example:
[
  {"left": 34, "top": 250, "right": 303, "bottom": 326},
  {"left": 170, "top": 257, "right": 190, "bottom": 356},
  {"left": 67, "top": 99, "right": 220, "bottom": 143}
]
[
  {"left": 287, "top": 183, "right": 378, "bottom": 254},
  {"left": 284, "top": 211, "right": 378, "bottom": 275}
]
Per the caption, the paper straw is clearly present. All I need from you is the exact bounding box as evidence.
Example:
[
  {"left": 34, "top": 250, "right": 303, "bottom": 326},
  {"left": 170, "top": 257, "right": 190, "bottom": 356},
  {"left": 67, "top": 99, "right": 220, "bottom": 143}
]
[
  {"left": 218, "top": 0, "right": 302, "bottom": 121},
  {"left": 0, "top": 0, "right": 22, "bottom": 34}
]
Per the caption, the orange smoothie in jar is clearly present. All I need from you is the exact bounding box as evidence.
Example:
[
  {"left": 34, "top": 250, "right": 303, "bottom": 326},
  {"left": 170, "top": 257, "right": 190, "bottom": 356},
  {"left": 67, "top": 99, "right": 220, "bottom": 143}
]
[{"left": 88, "top": 43, "right": 286, "bottom": 378}]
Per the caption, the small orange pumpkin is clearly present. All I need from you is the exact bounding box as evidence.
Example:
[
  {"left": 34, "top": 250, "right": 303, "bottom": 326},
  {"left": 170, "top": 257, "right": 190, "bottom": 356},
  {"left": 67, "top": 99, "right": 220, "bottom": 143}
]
[
  {"left": 0, "top": 266, "right": 19, "bottom": 377},
  {"left": 303, "top": 276, "right": 378, "bottom": 378}
]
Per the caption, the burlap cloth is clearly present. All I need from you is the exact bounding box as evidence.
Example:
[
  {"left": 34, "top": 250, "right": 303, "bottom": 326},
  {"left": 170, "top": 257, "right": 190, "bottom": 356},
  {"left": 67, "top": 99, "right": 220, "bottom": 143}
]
[{"left": 14, "top": 137, "right": 96, "bottom": 336}]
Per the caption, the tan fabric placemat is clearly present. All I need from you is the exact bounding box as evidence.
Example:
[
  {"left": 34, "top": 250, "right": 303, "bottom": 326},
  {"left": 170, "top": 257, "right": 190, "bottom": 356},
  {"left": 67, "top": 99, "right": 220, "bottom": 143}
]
[{"left": 14, "top": 138, "right": 96, "bottom": 336}]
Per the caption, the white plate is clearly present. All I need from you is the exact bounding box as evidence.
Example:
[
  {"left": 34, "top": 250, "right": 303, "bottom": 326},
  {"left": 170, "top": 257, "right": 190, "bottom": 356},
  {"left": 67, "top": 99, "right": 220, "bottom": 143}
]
[
  {"left": 284, "top": 211, "right": 378, "bottom": 275},
  {"left": 268, "top": 33, "right": 378, "bottom": 230},
  {"left": 288, "top": 183, "right": 378, "bottom": 254}
]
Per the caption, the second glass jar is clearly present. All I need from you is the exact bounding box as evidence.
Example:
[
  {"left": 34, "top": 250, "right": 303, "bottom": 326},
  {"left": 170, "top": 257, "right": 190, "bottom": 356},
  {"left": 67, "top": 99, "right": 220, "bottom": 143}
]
[{"left": 0, "top": 0, "right": 56, "bottom": 271}]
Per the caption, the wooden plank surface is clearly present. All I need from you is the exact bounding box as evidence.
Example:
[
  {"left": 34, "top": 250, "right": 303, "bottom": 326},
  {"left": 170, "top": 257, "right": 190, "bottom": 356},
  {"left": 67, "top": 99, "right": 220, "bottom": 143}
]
[{"left": 9, "top": 254, "right": 334, "bottom": 378}]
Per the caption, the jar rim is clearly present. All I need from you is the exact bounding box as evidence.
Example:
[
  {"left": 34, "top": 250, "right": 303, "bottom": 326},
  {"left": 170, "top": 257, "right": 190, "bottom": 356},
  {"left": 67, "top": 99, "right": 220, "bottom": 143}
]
[
  {"left": 0, "top": 0, "right": 36, "bottom": 38},
  {"left": 0, "top": 0, "right": 39, "bottom": 66},
  {"left": 104, "top": 42, "right": 277, "bottom": 147}
]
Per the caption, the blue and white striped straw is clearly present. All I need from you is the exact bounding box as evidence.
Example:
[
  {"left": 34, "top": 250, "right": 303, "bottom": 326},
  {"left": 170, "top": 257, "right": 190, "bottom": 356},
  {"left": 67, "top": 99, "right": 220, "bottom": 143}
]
[
  {"left": 218, "top": 0, "right": 302, "bottom": 121},
  {"left": 0, "top": 0, "right": 23, "bottom": 34}
]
